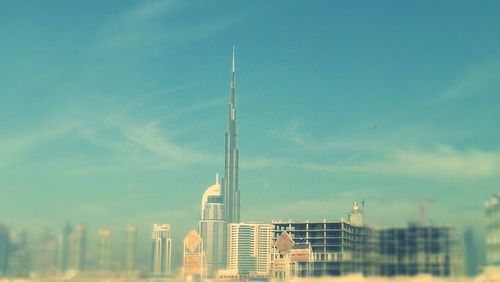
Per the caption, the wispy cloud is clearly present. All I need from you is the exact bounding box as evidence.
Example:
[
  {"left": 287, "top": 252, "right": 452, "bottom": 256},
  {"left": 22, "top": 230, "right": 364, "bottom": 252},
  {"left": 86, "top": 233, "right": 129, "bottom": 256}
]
[
  {"left": 440, "top": 56, "right": 500, "bottom": 100},
  {"left": 303, "top": 145, "right": 500, "bottom": 180},
  {"left": 0, "top": 121, "right": 81, "bottom": 169},
  {"left": 96, "top": 0, "right": 240, "bottom": 51},
  {"left": 279, "top": 121, "right": 367, "bottom": 153},
  {"left": 242, "top": 142, "right": 500, "bottom": 181},
  {"left": 114, "top": 120, "right": 218, "bottom": 166},
  {"left": 0, "top": 113, "right": 218, "bottom": 175},
  {"left": 174, "top": 97, "right": 227, "bottom": 117}
]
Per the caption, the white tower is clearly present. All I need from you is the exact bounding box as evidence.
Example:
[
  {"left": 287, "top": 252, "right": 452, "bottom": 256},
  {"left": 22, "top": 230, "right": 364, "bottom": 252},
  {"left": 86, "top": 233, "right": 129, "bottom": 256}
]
[
  {"left": 349, "top": 202, "right": 364, "bottom": 227},
  {"left": 151, "top": 224, "right": 172, "bottom": 276}
]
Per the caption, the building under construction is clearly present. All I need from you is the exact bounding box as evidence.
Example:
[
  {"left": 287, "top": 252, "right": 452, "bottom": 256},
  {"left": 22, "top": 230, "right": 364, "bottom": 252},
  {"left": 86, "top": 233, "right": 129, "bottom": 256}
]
[
  {"left": 270, "top": 200, "right": 462, "bottom": 278},
  {"left": 271, "top": 220, "right": 378, "bottom": 277},
  {"left": 378, "top": 224, "right": 463, "bottom": 277}
]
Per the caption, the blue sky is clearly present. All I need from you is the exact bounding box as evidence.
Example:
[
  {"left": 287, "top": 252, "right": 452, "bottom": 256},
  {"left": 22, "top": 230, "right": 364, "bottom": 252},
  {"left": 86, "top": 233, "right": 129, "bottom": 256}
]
[{"left": 1, "top": 0, "right": 499, "bottom": 264}]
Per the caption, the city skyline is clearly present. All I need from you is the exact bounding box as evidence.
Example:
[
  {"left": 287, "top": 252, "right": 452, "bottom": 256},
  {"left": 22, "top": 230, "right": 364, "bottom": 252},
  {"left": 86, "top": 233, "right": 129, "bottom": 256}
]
[{"left": 1, "top": 0, "right": 499, "bottom": 266}]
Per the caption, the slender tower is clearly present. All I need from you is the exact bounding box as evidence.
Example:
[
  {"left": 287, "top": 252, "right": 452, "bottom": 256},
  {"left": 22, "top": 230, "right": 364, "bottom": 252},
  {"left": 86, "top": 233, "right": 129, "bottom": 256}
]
[{"left": 223, "top": 46, "right": 240, "bottom": 224}]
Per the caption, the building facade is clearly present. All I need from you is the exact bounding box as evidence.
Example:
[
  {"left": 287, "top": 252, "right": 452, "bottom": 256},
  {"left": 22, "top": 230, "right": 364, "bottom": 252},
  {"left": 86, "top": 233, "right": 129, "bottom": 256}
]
[
  {"left": 486, "top": 195, "right": 500, "bottom": 267},
  {"left": 7, "top": 231, "right": 30, "bottom": 277},
  {"left": 378, "top": 224, "right": 462, "bottom": 277},
  {"left": 124, "top": 225, "right": 137, "bottom": 273},
  {"left": 272, "top": 220, "right": 377, "bottom": 277},
  {"left": 66, "top": 224, "right": 86, "bottom": 273},
  {"left": 183, "top": 230, "right": 205, "bottom": 281},
  {"left": 33, "top": 230, "right": 59, "bottom": 277},
  {"left": 151, "top": 224, "right": 172, "bottom": 276},
  {"left": 97, "top": 229, "right": 111, "bottom": 272},
  {"left": 226, "top": 223, "right": 273, "bottom": 278},
  {"left": 199, "top": 175, "right": 226, "bottom": 277},
  {"left": 222, "top": 47, "right": 240, "bottom": 225},
  {"left": 0, "top": 224, "right": 9, "bottom": 276}
]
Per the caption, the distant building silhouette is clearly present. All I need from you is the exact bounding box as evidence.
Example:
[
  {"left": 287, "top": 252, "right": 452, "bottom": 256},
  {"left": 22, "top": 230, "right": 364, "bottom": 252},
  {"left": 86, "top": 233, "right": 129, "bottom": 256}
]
[
  {"left": 58, "top": 222, "right": 72, "bottom": 272},
  {"left": 67, "top": 224, "right": 86, "bottom": 272},
  {"left": 6, "top": 231, "right": 30, "bottom": 277},
  {"left": 124, "top": 225, "right": 137, "bottom": 273},
  {"left": 97, "top": 229, "right": 111, "bottom": 272},
  {"left": 33, "top": 229, "right": 59, "bottom": 277},
  {"left": 0, "top": 224, "right": 10, "bottom": 276},
  {"left": 486, "top": 195, "right": 500, "bottom": 267},
  {"left": 464, "top": 227, "right": 478, "bottom": 277}
]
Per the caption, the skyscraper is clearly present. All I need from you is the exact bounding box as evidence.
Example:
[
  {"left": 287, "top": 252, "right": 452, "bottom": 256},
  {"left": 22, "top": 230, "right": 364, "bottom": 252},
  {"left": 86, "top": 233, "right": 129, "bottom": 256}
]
[
  {"left": 199, "top": 174, "right": 226, "bottom": 277},
  {"left": 486, "top": 195, "right": 500, "bottom": 267},
  {"left": 464, "top": 227, "right": 478, "bottom": 277},
  {"left": 124, "top": 225, "right": 137, "bottom": 273},
  {"left": 97, "top": 229, "right": 112, "bottom": 272},
  {"left": 67, "top": 224, "right": 86, "bottom": 272},
  {"left": 59, "top": 222, "right": 72, "bottom": 272},
  {"left": 7, "top": 231, "right": 30, "bottom": 277},
  {"left": 223, "top": 47, "right": 240, "bottom": 224},
  {"left": 151, "top": 224, "right": 172, "bottom": 276},
  {"left": 34, "top": 230, "right": 59, "bottom": 277},
  {"left": 226, "top": 223, "right": 273, "bottom": 278},
  {"left": 0, "top": 224, "right": 10, "bottom": 276}
]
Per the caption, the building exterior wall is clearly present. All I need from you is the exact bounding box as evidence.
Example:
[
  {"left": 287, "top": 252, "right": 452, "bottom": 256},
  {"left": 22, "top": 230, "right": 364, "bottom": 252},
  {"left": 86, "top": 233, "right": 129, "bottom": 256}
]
[
  {"left": 272, "top": 221, "right": 377, "bottom": 277},
  {"left": 0, "top": 224, "right": 9, "bottom": 276},
  {"left": 124, "top": 225, "right": 137, "bottom": 273},
  {"left": 486, "top": 195, "right": 500, "bottom": 266},
  {"left": 67, "top": 224, "right": 86, "bottom": 272},
  {"left": 97, "top": 229, "right": 111, "bottom": 272},
  {"left": 378, "top": 224, "right": 462, "bottom": 277},
  {"left": 226, "top": 223, "right": 273, "bottom": 277},
  {"left": 151, "top": 224, "right": 172, "bottom": 276},
  {"left": 199, "top": 180, "right": 226, "bottom": 277}
]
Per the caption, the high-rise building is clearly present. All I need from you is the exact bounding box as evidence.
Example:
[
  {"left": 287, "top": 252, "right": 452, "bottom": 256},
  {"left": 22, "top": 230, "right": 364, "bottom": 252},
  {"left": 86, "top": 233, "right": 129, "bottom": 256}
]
[
  {"left": 486, "top": 195, "right": 500, "bottom": 267},
  {"left": 0, "top": 224, "right": 10, "bottom": 276},
  {"left": 33, "top": 230, "right": 59, "bottom": 277},
  {"left": 199, "top": 174, "right": 226, "bottom": 277},
  {"left": 67, "top": 224, "right": 86, "bottom": 272},
  {"left": 464, "top": 227, "right": 478, "bottom": 277},
  {"left": 223, "top": 47, "right": 240, "bottom": 224},
  {"left": 151, "top": 224, "right": 172, "bottom": 276},
  {"left": 97, "top": 229, "right": 112, "bottom": 272},
  {"left": 124, "top": 225, "right": 137, "bottom": 273},
  {"left": 59, "top": 222, "right": 72, "bottom": 272},
  {"left": 378, "top": 224, "right": 462, "bottom": 277},
  {"left": 225, "top": 223, "right": 273, "bottom": 278},
  {"left": 7, "top": 231, "right": 30, "bottom": 277}
]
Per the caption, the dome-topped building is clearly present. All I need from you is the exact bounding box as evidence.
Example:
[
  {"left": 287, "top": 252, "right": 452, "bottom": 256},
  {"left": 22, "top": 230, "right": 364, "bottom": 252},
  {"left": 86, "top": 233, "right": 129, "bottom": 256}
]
[{"left": 199, "top": 174, "right": 226, "bottom": 277}]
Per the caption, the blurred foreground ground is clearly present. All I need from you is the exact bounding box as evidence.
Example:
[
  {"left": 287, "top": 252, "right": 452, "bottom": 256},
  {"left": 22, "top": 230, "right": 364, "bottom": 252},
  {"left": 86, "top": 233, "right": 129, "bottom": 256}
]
[{"left": 0, "top": 276, "right": 495, "bottom": 282}]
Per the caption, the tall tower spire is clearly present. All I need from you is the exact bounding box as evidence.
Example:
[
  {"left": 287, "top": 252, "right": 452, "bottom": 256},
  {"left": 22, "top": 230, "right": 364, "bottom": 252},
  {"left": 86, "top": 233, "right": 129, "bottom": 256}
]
[
  {"left": 223, "top": 46, "right": 240, "bottom": 224},
  {"left": 232, "top": 45, "right": 235, "bottom": 74}
]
